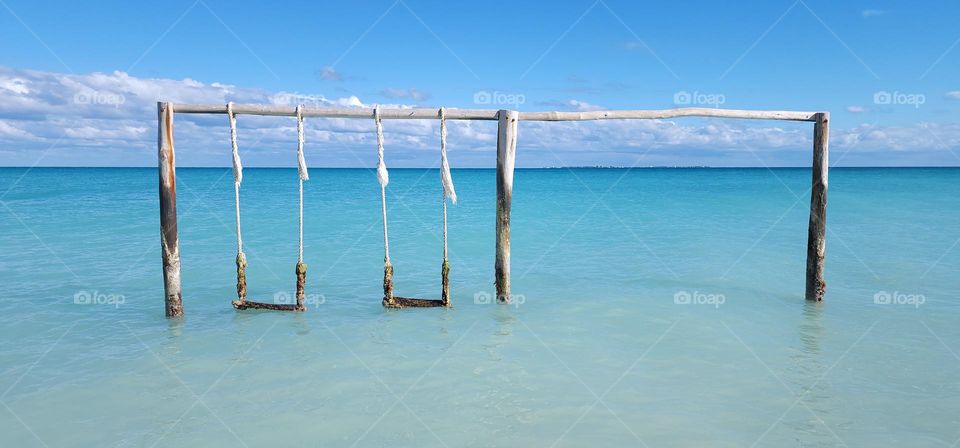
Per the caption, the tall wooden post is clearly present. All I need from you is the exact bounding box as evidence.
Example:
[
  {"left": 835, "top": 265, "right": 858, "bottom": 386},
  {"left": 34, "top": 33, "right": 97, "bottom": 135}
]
[
  {"left": 158, "top": 102, "right": 183, "bottom": 317},
  {"left": 495, "top": 110, "right": 518, "bottom": 304},
  {"left": 805, "top": 112, "right": 829, "bottom": 301}
]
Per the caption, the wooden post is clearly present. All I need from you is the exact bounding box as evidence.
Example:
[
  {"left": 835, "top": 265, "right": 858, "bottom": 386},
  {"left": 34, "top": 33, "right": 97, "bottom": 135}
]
[
  {"left": 495, "top": 110, "right": 518, "bottom": 304},
  {"left": 805, "top": 112, "right": 829, "bottom": 301},
  {"left": 158, "top": 102, "right": 183, "bottom": 317}
]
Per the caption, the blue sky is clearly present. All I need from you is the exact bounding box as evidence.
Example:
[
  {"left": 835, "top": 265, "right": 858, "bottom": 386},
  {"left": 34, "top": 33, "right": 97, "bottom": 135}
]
[{"left": 1, "top": 0, "right": 959, "bottom": 167}]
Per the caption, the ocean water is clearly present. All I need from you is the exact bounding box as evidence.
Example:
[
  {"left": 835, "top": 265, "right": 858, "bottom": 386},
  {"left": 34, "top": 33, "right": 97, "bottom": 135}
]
[{"left": 0, "top": 167, "right": 958, "bottom": 447}]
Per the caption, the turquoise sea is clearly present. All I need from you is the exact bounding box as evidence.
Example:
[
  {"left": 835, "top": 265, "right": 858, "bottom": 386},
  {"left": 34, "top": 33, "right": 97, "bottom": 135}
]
[{"left": 1, "top": 167, "right": 958, "bottom": 447}]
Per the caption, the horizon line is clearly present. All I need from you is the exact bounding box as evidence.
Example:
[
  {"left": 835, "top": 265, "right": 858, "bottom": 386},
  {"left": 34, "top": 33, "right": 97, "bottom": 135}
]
[{"left": 2, "top": 165, "right": 960, "bottom": 169}]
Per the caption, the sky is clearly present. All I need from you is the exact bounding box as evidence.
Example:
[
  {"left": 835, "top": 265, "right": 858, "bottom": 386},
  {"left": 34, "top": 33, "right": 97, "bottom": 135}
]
[{"left": 0, "top": 0, "right": 959, "bottom": 167}]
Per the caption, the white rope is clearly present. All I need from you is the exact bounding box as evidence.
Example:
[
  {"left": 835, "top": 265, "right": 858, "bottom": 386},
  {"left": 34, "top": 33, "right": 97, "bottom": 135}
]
[
  {"left": 439, "top": 107, "right": 457, "bottom": 263},
  {"left": 442, "top": 194, "right": 448, "bottom": 261},
  {"left": 227, "top": 102, "right": 243, "bottom": 254},
  {"left": 439, "top": 107, "right": 457, "bottom": 204},
  {"left": 375, "top": 106, "right": 390, "bottom": 261},
  {"left": 228, "top": 102, "right": 243, "bottom": 184},
  {"left": 375, "top": 105, "right": 389, "bottom": 187},
  {"left": 297, "top": 105, "right": 309, "bottom": 181},
  {"left": 296, "top": 105, "right": 307, "bottom": 263}
]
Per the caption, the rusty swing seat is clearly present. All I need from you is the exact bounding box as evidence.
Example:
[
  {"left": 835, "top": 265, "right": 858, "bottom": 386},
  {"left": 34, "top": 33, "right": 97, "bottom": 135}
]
[
  {"left": 232, "top": 259, "right": 308, "bottom": 311},
  {"left": 381, "top": 260, "right": 450, "bottom": 309},
  {"left": 376, "top": 106, "right": 455, "bottom": 309},
  {"left": 227, "top": 103, "right": 310, "bottom": 312}
]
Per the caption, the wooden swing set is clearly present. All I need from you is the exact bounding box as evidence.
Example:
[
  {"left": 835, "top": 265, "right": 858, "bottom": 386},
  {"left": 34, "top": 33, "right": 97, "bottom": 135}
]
[{"left": 157, "top": 102, "right": 830, "bottom": 317}]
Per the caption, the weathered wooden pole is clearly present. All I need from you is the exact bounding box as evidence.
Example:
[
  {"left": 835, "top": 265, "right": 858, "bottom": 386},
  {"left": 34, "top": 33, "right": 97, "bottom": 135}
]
[
  {"left": 495, "top": 110, "right": 518, "bottom": 304},
  {"left": 158, "top": 102, "right": 183, "bottom": 317},
  {"left": 805, "top": 112, "right": 829, "bottom": 301}
]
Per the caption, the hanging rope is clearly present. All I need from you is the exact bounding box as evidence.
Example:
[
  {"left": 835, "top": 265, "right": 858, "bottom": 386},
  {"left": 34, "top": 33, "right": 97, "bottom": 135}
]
[
  {"left": 227, "top": 102, "right": 247, "bottom": 304},
  {"left": 375, "top": 105, "right": 390, "bottom": 261},
  {"left": 439, "top": 107, "right": 457, "bottom": 205},
  {"left": 439, "top": 107, "right": 457, "bottom": 261},
  {"left": 296, "top": 105, "right": 308, "bottom": 263},
  {"left": 295, "top": 105, "right": 309, "bottom": 311},
  {"left": 439, "top": 108, "right": 456, "bottom": 306},
  {"left": 375, "top": 106, "right": 394, "bottom": 305}
]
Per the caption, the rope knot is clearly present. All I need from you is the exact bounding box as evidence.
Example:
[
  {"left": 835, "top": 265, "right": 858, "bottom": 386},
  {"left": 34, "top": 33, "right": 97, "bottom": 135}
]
[
  {"left": 375, "top": 105, "right": 389, "bottom": 187},
  {"left": 439, "top": 107, "right": 457, "bottom": 204},
  {"left": 296, "top": 105, "right": 309, "bottom": 181},
  {"left": 227, "top": 101, "right": 243, "bottom": 185}
]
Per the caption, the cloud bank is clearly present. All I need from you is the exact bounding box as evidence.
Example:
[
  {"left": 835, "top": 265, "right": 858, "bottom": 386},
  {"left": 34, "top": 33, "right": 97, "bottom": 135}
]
[{"left": 0, "top": 66, "right": 958, "bottom": 167}]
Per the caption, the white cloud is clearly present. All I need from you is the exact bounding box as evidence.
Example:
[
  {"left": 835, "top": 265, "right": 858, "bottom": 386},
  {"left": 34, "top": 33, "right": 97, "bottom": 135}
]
[
  {"left": 832, "top": 122, "right": 960, "bottom": 152},
  {"left": 0, "top": 77, "right": 30, "bottom": 95},
  {"left": 0, "top": 120, "right": 36, "bottom": 140},
  {"left": 63, "top": 125, "right": 147, "bottom": 141},
  {"left": 566, "top": 100, "right": 604, "bottom": 112},
  {"left": 540, "top": 99, "right": 605, "bottom": 112},
  {"left": 0, "top": 66, "right": 957, "bottom": 167},
  {"left": 847, "top": 105, "right": 868, "bottom": 113},
  {"left": 318, "top": 66, "right": 343, "bottom": 81},
  {"left": 945, "top": 91, "right": 960, "bottom": 100},
  {"left": 0, "top": 66, "right": 389, "bottom": 164},
  {"left": 380, "top": 87, "right": 429, "bottom": 102},
  {"left": 270, "top": 91, "right": 366, "bottom": 108},
  {"left": 862, "top": 9, "right": 885, "bottom": 17}
]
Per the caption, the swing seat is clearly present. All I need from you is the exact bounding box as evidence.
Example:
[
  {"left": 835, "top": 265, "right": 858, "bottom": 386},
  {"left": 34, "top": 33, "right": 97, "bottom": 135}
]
[
  {"left": 226, "top": 103, "right": 310, "bottom": 314},
  {"left": 232, "top": 263, "right": 309, "bottom": 312},
  {"left": 380, "top": 262, "right": 450, "bottom": 308},
  {"left": 232, "top": 300, "right": 305, "bottom": 311},
  {"left": 383, "top": 296, "right": 447, "bottom": 308},
  {"left": 375, "top": 106, "right": 454, "bottom": 311}
]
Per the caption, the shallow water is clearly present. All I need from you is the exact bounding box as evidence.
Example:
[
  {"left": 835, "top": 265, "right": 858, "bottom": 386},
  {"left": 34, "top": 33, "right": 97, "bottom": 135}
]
[{"left": 1, "top": 167, "right": 958, "bottom": 447}]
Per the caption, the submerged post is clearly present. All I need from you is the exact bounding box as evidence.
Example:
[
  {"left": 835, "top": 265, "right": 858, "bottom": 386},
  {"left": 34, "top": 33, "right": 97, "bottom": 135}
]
[
  {"left": 495, "top": 110, "right": 518, "bottom": 304},
  {"left": 158, "top": 102, "right": 183, "bottom": 317},
  {"left": 805, "top": 112, "right": 829, "bottom": 301}
]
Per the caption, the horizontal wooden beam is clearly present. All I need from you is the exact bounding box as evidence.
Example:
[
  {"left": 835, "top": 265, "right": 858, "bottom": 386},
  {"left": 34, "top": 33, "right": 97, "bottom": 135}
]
[
  {"left": 174, "top": 104, "right": 499, "bottom": 120},
  {"left": 171, "top": 104, "right": 819, "bottom": 122},
  {"left": 520, "top": 108, "right": 818, "bottom": 122}
]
